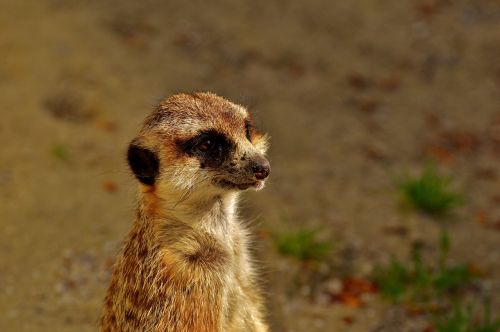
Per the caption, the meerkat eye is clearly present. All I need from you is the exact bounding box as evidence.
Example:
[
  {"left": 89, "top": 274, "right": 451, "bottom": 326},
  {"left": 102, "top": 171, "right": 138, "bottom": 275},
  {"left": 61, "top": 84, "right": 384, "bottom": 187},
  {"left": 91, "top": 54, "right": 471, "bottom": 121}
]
[
  {"left": 198, "top": 139, "right": 213, "bottom": 152},
  {"left": 180, "top": 130, "right": 231, "bottom": 160}
]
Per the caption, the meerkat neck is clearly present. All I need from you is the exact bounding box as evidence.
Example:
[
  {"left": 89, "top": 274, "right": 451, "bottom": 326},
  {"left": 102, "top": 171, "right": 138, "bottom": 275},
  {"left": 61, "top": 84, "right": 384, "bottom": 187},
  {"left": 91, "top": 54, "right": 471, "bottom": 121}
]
[
  {"left": 197, "top": 193, "right": 238, "bottom": 241},
  {"left": 139, "top": 187, "right": 239, "bottom": 231}
]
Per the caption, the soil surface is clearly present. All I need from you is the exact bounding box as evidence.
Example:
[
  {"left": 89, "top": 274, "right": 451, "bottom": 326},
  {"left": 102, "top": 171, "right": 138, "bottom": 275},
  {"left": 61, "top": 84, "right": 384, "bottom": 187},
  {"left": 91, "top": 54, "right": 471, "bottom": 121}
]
[{"left": 1, "top": 0, "right": 499, "bottom": 331}]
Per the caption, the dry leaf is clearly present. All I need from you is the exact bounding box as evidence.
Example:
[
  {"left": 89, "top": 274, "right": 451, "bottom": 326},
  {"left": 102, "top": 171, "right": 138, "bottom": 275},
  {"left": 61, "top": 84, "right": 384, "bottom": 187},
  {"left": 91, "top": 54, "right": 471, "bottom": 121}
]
[
  {"left": 423, "top": 144, "right": 455, "bottom": 165},
  {"left": 102, "top": 180, "right": 118, "bottom": 193},
  {"left": 475, "top": 211, "right": 488, "bottom": 226},
  {"left": 342, "top": 316, "right": 354, "bottom": 325},
  {"left": 94, "top": 119, "right": 118, "bottom": 132},
  {"left": 330, "top": 277, "right": 378, "bottom": 307},
  {"left": 377, "top": 74, "right": 401, "bottom": 91},
  {"left": 358, "top": 97, "right": 380, "bottom": 114},
  {"left": 347, "top": 72, "right": 371, "bottom": 90},
  {"left": 381, "top": 225, "right": 409, "bottom": 237}
]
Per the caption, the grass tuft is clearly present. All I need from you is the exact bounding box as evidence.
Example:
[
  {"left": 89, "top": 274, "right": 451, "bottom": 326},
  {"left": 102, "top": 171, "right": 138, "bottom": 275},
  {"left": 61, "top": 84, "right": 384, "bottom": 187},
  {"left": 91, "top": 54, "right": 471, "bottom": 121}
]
[
  {"left": 373, "top": 258, "right": 409, "bottom": 301},
  {"left": 434, "top": 303, "right": 500, "bottom": 332},
  {"left": 399, "top": 166, "right": 462, "bottom": 215},
  {"left": 275, "top": 229, "right": 331, "bottom": 262},
  {"left": 373, "top": 230, "right": 473, "bottom": 303},
  {"left": 435, "top": 305, "right": 470, "bottom": 332}
]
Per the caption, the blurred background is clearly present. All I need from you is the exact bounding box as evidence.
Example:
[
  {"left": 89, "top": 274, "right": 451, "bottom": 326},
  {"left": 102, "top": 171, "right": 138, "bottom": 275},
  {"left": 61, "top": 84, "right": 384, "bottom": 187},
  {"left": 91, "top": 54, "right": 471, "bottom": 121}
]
[{"left": 1, "top": 0, "right": 499, "bottom": 331}]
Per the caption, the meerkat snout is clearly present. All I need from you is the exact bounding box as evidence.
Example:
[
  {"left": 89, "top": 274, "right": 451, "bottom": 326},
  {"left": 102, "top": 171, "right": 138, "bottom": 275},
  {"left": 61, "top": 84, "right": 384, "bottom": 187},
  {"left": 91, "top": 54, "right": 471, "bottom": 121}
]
[
  {"left": 249, "top": 155, "right": 270, "bottom": 180},
  {"left": 217, "top": 151, "right": 270, "bottom": 190}
]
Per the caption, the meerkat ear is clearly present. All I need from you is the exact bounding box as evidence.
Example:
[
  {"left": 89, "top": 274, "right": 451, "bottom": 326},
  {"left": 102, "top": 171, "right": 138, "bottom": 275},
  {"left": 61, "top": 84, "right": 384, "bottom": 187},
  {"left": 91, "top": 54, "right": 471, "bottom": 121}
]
[{"left": 127, "top": 141, "right": 159, "bottom": 186}]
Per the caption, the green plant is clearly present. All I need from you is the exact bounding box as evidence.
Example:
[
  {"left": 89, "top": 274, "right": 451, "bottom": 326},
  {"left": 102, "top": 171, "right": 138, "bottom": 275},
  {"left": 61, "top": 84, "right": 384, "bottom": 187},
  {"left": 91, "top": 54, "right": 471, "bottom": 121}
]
[
  {"left": 434, "top": 303, "right": 500, "bottom": 332},
  {"left": 275, "top": 229, "right": 331, "bottom": 262},
  {"left": 433, "top": 265, "right": 471, "bottom": 293},
  {"left": 399, "top": 166, "right": 462, "bottom": 215},
  {"left": 51, "top": 144, "right": 69, "bottom": 161},
  {"left": 373, "top": 231, "right": 473, "bottom": 303},
  {"left": 373, "top": 258, "right": 409, "bottom": 301},
  {"left": 435, "top": 305, "right": 470, "bottom": 332},
  {"left": 434, "top": 230, "right": 471, "bottom": 293},
  {"left": 439, "top": 229, "right": 451, "bottom": 269}
]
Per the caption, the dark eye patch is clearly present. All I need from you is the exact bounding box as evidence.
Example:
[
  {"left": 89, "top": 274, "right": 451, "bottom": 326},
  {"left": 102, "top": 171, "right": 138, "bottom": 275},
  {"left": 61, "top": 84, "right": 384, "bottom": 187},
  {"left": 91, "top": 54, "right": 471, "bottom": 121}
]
[{"left": 179, "top": 130, "right": 233, "bottom": 168}]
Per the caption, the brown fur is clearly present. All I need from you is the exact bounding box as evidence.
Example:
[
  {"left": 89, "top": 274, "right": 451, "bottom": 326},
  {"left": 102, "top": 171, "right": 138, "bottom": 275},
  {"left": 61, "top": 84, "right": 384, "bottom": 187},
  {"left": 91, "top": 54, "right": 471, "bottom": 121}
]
[{"left": 101, "top": 93, "right": 269, "bottom": 332}]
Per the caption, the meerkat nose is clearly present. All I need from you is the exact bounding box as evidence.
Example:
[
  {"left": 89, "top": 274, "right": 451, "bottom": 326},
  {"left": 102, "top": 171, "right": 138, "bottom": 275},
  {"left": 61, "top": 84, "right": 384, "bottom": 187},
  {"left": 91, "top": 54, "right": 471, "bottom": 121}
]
[{"left": 251, "top": 157, "right": 270, "bottom": 180}]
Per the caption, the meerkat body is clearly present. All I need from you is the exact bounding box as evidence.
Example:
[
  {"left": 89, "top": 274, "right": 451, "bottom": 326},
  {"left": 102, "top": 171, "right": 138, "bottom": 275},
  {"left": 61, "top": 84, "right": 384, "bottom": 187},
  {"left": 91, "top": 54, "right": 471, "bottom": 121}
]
[{"left": 101, "top": 93, "right": 270, "bottom": 332}]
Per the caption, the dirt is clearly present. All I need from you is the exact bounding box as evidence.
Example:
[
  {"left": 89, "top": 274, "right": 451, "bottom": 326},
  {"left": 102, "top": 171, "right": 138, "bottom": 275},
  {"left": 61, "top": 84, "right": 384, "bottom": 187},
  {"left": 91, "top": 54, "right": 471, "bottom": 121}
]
[{"left": 0, "top": 0, "right": 499, "bottom": 331}]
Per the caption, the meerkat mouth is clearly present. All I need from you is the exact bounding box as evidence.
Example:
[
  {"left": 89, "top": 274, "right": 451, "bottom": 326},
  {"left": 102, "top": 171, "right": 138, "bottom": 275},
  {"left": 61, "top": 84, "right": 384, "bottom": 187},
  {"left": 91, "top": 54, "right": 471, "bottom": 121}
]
[{"left": 216, "top": 178, "right": 264, "bottom": 190}]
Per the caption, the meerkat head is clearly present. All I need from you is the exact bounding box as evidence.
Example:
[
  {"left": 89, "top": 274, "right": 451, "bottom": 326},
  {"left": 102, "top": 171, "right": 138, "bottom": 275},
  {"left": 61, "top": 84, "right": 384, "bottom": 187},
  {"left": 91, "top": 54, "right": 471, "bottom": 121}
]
[{"left": 127, "top": 92, "right": 270, "bottom": 202}]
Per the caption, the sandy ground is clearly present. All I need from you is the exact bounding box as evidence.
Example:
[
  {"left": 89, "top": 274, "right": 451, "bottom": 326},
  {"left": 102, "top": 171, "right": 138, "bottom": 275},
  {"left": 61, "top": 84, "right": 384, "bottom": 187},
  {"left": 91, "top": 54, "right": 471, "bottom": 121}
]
[{"left": 1, "top": 0, "right": 499, "bottom": 331}]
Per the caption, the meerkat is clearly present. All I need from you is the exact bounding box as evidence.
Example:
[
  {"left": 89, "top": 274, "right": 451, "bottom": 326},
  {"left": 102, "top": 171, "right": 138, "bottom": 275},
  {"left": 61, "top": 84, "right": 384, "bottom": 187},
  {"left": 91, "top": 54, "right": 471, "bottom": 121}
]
[{"left": 100, "top": 92, "right": 270, "bottom": 332}]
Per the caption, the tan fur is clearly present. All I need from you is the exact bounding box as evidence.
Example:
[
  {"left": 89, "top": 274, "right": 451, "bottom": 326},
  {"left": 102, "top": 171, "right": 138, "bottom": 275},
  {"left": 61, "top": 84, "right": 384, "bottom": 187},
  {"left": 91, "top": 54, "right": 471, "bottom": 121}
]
[{"left": 101, "top": 93, "right": 269, "bottom": 332}]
